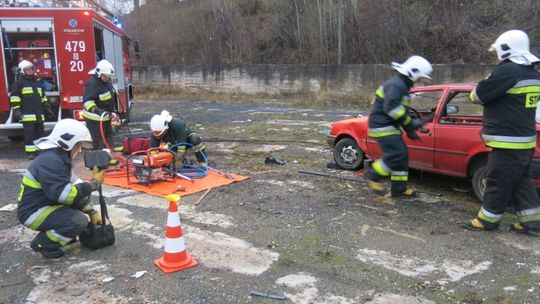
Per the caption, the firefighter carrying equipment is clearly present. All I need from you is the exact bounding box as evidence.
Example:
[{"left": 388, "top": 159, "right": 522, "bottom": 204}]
[
  {"left": 391, "top": 55, "right": 433, "bottom": 81},
  {"left": 489, "top": 30, "right": 540, "bottom": 66},
  {"left": 10, "top": 67, "right": 50, "bottom": 156},
  {"left": 82, "top": 72, "right": 116, "bottom": 149}
]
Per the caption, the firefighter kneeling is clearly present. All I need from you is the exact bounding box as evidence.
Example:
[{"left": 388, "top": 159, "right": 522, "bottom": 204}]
[
  {"left": 150, "top": 110, "right": 207, "bottom": 168},
  {"left": 17, "top": 119, "right": 104, "bottom": 259}
]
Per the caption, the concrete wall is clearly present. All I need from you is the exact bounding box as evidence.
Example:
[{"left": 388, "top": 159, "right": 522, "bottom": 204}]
[{"left": 132, "top": 64, "right": 496, "bottom": 96}]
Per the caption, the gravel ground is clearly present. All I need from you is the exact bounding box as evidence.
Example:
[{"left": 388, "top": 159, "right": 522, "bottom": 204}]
[{"left": 0, "top": 99, "right": 539, "bottom": 304}]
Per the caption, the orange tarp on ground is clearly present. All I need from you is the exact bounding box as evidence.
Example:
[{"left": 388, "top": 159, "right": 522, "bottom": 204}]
[{"left": 103, "top": 171, "right": 249, "bottom": 198}]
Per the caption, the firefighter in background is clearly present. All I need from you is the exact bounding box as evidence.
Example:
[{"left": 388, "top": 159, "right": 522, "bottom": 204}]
[
  {"left": 10, "top": 60, "right": 54, "bottom": 159},
  {"left": 465, "top": 30, "right": 540, "bottom": 234},
  {"left": 82, "top": 59, "right": 117, "bottom": 164},
  {"left": 150, "top": 110, "right": 207, "bottom": 167},
  {"left": 364, "top": 55, "right": 434, "bottom": 198},
  {"left": 17, "top": 119, "right": 104, "bottom": 259}
]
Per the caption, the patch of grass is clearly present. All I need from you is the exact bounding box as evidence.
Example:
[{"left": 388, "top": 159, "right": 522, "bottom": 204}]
[{"left": 134, "top": 85, "right": 372, "bottom": 110}]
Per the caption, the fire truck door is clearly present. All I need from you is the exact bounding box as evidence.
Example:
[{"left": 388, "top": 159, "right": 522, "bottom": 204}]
[{"left": 102, "top": 30, "right": 125, "bottom": 89}]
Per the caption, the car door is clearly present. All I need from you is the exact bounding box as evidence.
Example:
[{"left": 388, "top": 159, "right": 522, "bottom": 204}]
[
  {"left": 433, "top": 90, "right": 485, "bottom": 177},
  {"left": 403, "top": 89, "right": 443, "bottom": 169}
]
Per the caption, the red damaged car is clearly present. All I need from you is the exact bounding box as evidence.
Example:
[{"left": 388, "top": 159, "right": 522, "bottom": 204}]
[{"left": 327, "top": 83, "right": 540, "bottom": 201}]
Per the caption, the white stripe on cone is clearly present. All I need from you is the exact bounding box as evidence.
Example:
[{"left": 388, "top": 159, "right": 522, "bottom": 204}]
[
  {"left": 167, "top": 212, "right": 181, "bottom": 227},
  {"left": 165, "top": 237, "right": 186, "bottom": 253}
]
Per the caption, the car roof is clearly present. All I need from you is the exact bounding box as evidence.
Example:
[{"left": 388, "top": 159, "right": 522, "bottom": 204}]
[{"left": 412, "top": 83, "right": 475, "bottom": 91}]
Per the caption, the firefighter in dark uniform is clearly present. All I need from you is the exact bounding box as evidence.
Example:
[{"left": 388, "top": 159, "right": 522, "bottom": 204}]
[
  {"left": 10, "top": 60, "right": 54, "bottom": 159},
  {"left": 364, "top": 55, "right": 434, "bottom": 197},
  {"left": 150, "top": 110, "right": 207, "bottom": 167},
  {"left": 82, "top": 60, "right": 116, "bottom": 152},
  {"left": 465, "top": 30, "right": 540, "bottom": 234},
  {"left": 17, "top": 119, "right": 104, "bottom": 258}
]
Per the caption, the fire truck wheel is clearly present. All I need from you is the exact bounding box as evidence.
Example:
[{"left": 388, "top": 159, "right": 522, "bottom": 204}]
[{"left": 8, "top": 136, "right": 24, "bottom": 143}]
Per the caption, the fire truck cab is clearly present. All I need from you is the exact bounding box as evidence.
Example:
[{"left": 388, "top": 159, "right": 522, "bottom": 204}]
[{"left": 0, "top": 1, "right": 137, "bottom": 140}]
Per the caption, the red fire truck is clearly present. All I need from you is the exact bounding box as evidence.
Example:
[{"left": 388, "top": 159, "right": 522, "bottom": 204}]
[{"left": 0, "top": 1, "right": 138, "bottom": 140}]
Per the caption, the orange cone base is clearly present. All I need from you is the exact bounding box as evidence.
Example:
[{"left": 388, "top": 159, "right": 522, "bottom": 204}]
[{"left": 154, "top": 255, "right": 198, "bottom": 273}]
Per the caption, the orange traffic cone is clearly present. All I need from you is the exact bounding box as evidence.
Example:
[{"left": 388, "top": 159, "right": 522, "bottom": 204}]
[{"left": 154, "top": 194, "right": 198, "bottom": 273}]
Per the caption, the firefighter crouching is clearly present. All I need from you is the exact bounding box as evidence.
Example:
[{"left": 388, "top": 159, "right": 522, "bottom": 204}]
[
  {"left": 17, "top": 119, "right": 104, "bottom": 259},
  {"left": 364, "top": 55, "right": 434, "bottom": 198},
  {"left": 82, "top": 60, "right": 118, "bottom": 165},
  {"left": 150, "top": 110, "right": 207, "bottom": 168},
  {"left": 10, "top": 60, "right": 55, "bottom": 159},
  {"left": 465, "top": 30, "right": 540, "bottom": 235}
]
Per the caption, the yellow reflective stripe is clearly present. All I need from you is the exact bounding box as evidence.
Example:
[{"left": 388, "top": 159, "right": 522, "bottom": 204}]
[
  {"left": 82, "top": 110, "right": 111, "bottom": 121},
  {"left": 17, "top": 184, "right": 24, "bottom": 202},
  {"left": 20, "top": 115, "right": 37, "bottom": 122},
  {"left": 25, "top": 145, "right": 38, "bottom": 153},
  {"left": 41, "top": 97, "right": 48, "bottom": 103},
  {"left": 368, "top": 129, "right": 402, "bottom": 137},
  {"left": 376, "top": 88, "right": 385, "bottom": 99},
  {"left": 37, "top": 88, "right": 43, "bottom": 96},
  {"left": 99, "top": 91, "right": 112, "bottom": 101},
  {"left": 194, "top": 144, "right": 205, "bottom": 152},
  {"left": 21, "top": 87, "right": 34, "bottom": 94},
  {"left": 518, "top": 214, "right": 540, "bottom": 223},
  {"left": 22, "top": 176, "right": 41, "bottom": 188},
  {"left": 28, "top": 205, "right": 62, "bottom": 230},
  {"left": 45, "top": 230, "right": 69, "bottom": 246},
  {"left": 84, "top": 101, "right": 97, "bottom": 111},
  {"left": 10, "top": 96, "right": 21, "bottom": 103},
  {"left": 484, "top": 140, "right": 536, "bottom": 149},
  {"left": 65, "top": 186, "right": 78, "bottom": 206},
  {"left": 506, "top": 86, "right": 540, "bottom": 94},
  {"left": 477, "top": 208, "right": 503, "bottom": 224},
  {"left": 13, "top": 105, "right": 20, "bottom": 110},
  {"left": 372, "top": 160, "right": 390, "bottom": 176},
  {"left": 391, "top": 175, "right": 408, "bottom": 181},
  {"left": 388, "top": 106, "right": 406, "bottom": 120},
  {"left": 402, "top": 116, "right": 412, "bottom": 126}
]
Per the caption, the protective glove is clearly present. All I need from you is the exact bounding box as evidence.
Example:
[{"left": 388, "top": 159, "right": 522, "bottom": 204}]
[
  {"left": 159, "top": 143, "right": 170, "bottom": 151},
  {"left": 405, "top": 128, "right": 421, "bottom": 141},
  {"left": 88, "top": 210, "right": 102, "bottom": 225},
  {"left": 92, "top": 166, "right": 105, "bottom": 186},
  {"left": 78, "top": 196, "right": 92, "bottom": 212},
  {"left": 12, "top": 108, "right": 21, "bottom": 122},
  {"left": 43, "top": 103, "right": 55, "bottom": 120},
  {"left": 409, "top": 118, "right": 428, "bottom": 130}
]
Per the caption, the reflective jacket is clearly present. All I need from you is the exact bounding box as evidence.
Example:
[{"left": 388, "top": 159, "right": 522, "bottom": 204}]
[
  {"left": 17, "top": 148, "right": 95, "bottom": 229},
  {"left": 368, "top": 74, "right": 414, "bottom": 137},
  {"left": 9, "top": 75, "right": 48, "bottom": 123},
  {"left": 150, "top": 118, "right": 193, "bottom": 152},
  {"left": 82, "top": 75, "right": 115, "bottom": 121},
  {"left": 470, "top": 61, "right": 540, "bottom": 149}
]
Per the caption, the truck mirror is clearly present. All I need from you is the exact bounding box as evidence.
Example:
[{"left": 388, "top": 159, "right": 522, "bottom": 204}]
[{"left": 446, "top": 105, "right": 459, "bottom": 115}]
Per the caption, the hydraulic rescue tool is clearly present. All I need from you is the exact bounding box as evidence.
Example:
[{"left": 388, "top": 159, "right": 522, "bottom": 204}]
[
  {"left": 128, "top": 147, "right": 193, "bottom": 185},
  {"left": 79, "top": 150, "right": 115, "bottom": 250}
]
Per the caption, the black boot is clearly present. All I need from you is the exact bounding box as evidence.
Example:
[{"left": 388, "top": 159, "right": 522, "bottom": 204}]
[{"left": 30, "top": 233, "right": 64, "bottom": 259}]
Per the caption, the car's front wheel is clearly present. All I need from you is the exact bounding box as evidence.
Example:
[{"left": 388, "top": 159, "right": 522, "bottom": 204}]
[
  {"left": 471, "top": 163, "right": 487, "bottom": 202},
  {"left": 333, "top": 137, "right": 364, "bottom": 170}
]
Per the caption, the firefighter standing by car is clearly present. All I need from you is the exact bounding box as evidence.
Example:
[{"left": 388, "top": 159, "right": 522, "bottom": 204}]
[
  {"left": 364, "top": 55, "right": 434, "bottom": 197},
  {"left": 465, "top": 30, "right": 540, "bottom": 235},
  {"left": 150, "top": 110, "right": 207, "bottom": 167},
  {"left": 9, "top": 60, "right": 55, "bottom": 159},
  {"left": 17, "top": 119, "right": 104, "bottom": 258},
  {"left": 82, "top": 59, "right": 118, "bottom": 165}
]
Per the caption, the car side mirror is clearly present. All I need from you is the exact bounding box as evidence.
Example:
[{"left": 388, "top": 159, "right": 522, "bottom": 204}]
[{"left": 446, "top": 105, "right": 459, "bottom": 115}]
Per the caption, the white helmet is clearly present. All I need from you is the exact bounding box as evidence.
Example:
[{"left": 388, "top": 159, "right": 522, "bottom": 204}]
[
  {"left": 489, "top": 30, "right": 540, "bottom": 65},
  {"left": 89, "top": 59, "right": 115, "bottom": 77},
  {"left": 18, "top": 60, "right": 34, "bottom": 73},
  {"left": 35, "top": 119, "right": 92, "bottom": 151},
  {"left": 392, "top": 55, "right": 433, "bottom": 81},
  {"left": 150, "top": 114, "right": 169, "bottom": 138}
]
